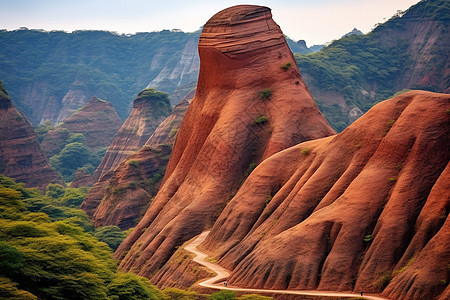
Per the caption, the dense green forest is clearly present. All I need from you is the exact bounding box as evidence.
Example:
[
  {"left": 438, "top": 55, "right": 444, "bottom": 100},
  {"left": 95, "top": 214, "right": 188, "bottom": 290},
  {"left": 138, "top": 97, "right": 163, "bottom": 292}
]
[
  {"left": 0, "top": 29, "right": 200, "bottom": 122},
  {"left": 0, "top": 175, "right": 273, "bottom": 300},
  {"left": 295, "top": 0, "right": 449, "bottom": 131}
]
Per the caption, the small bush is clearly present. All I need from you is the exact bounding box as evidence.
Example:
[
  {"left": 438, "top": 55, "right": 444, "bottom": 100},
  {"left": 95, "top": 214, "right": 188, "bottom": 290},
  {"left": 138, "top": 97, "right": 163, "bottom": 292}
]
[
  {"left": 254, "top": 115, "right": 268, "bottom": 124},
  {"left": 364, "top": 234, "right": 373, "bottom": 243},
  {"left": 301, "top": 148, "right": 309, "bottom": 155},
  {"left": 259, "top": 88, "right": 272, "bottom": 100},
  {"left": 280, "top": 62, "right": 292, "bottom": 71},
  {"left": 209, "top": 290, "right": 236, "bottom": 300}
]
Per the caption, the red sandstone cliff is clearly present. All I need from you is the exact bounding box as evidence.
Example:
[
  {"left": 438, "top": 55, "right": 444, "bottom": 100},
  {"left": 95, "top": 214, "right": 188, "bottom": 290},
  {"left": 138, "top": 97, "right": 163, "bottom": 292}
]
[
  {"left": 196, "top": 91, "right": 449, "bottom": 300},
  {"left": 81, "top": 88, "right": 172, "bottom": 216},
  {"left": 0, "top": 82, "right": 62, "bottom": 190},
  {"left": 115, "top": 5, "right": 334, "bottom": 278},
  {"left": 88, "top": 95, "right": 192, "bottom": 229},
  {"left": 41, "top": 96, "right": 122, "bottom": 158}
]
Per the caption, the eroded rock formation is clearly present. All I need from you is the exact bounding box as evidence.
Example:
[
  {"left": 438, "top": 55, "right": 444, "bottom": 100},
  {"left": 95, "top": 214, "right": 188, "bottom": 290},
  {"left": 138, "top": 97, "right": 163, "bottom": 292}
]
[
  {"left": 41, "top": 96, "right": 122, "bottom": 158},
  {"left": 115, "top": 5, "right": 334, "bottom": 278},
  {"left": 81, "top": 88, "right": 172, "bottom": 216},
  {"left": 198, "top": 91, "right": 449, "bottom": 300},
  {"left": 0, "top": 82, "right": 62, "bottom": 190},
  {"left": 90, "top": 95, "right": 192, "bottom": 229}
]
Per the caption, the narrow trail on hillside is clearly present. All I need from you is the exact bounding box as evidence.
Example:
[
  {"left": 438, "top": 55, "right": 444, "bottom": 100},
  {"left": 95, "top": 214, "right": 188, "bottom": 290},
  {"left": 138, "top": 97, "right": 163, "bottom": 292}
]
[{"left": 184, "top": 231, "right": 390, "bottom": 300}]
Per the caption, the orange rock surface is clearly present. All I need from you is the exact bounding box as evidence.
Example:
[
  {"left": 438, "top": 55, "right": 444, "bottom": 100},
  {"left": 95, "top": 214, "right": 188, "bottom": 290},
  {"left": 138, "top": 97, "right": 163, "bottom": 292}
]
[
  {"left": 0, "top": 83, "right": 62, "bottom": 190},
  {"left": 115, "top": 5, "right": 334, "bottom": 278},
  {"left": 199, "top": 91, "right": 449, "bottom": 300}
]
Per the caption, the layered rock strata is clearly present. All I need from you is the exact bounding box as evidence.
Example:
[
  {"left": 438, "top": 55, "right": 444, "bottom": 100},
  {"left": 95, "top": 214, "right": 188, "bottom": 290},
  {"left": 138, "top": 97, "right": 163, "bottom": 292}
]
[
  {"left": 41, "top": 96, "right": 122, "bottom": 158},
  {"left": 0, "top": 82, "right": 62, "bottom": 190},
  {"left": 81, "top": 88, "right": 172, "bottom": 216},
  {"left": 198, "top": 91, "right": 449, "bottom": 300},
  {"left": 90, "top": 95, "right": 192, "bottom": 229},
  {"left": 115, "top": 5, "right": 334, "bottom": 278}
]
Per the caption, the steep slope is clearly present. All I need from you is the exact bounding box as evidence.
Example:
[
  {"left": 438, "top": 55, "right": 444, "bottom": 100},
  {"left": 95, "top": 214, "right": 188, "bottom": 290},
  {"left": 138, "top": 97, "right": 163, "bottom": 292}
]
[
  {"left": 0, "top": 29, "right": 200, "bottom": 124},
  {"left": 115, "top": 5, "right": 334, "bottom": 278},
  {"left": 41, "top": 96, "right": 122, "bottom": 158},
  {"left": 81, "top": 88, "right": 172, "bottom": 216},
  {"left": 295, "top": 0, "right": 450, "bottom": 131},
  {"left": 0, "top": 81, "right": 62, "bottom": 190},
  {"left": 89, "top": 94, "right": 192, "bottom": 230},
  {"left": 196, "top": 91, "right": 449, "bottom": 300}
]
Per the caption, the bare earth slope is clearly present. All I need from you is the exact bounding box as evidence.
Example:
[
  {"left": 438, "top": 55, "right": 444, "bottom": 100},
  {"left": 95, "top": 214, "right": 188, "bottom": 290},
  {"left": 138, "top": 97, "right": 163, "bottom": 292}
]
[
  {"left": 199, "top": 90, "right": 449, "bottom": 300},
  {"left": 115, "top": 5, "right": 334, "bottom": 277},
  {"left": 0, "top": 83, "right": 62, "bottom": 190}
]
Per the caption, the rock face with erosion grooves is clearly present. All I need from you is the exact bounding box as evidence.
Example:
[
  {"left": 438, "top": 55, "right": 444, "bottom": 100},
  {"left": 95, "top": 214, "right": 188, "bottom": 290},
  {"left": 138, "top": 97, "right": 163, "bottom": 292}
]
[
  {"left": 198, "top": 91, "right": 449, "bottom": 300},
  {"left": 90, "top": 94, "right": 192, "bottom": 230},
  {"left": 41, "top": 96, "right": 122, "bottom": 159},
  {"left": 81, "top": 88, "right": 172, "bottom": 216},
  {"left": 0, "top": 82, "right": 62, "bottom": 190},
  {"left": 115, "top": 5, "right": 334, "bottom": 279}
]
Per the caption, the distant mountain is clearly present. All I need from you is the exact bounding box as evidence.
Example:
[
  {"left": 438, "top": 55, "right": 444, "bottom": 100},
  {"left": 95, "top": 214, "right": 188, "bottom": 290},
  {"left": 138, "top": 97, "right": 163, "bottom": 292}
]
[
  {"left": 0, "top": 29, "right": 200, "bottom": 124},
  {"left": 295, "top": 0, "right": 449, "bottom": 131},
  {"left": 286, "top": 39, "right": 323, "bottom": 54},
  {"left": 342, "top": 27, "right": 363, "bottom": 38},
  {"left": 0, "top": 81, "right": 62, "bottom": 190}
]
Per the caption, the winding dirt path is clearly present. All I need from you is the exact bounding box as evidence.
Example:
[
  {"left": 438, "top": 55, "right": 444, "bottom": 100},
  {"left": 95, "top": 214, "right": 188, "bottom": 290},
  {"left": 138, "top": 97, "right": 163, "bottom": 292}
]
[{"left": 184, "top": 231, "right": 390, "bottom": 300}]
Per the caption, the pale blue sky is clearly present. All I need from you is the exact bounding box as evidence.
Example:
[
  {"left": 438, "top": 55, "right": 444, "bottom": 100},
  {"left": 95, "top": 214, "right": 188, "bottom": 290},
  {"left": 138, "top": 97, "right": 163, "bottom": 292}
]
[{"left": 1, "top": 0, "right": 421, "bottom": 45}]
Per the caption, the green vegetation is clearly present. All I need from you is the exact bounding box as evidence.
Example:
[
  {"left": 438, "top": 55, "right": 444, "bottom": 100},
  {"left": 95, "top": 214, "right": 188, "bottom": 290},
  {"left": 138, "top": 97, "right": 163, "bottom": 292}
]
[
  {"left": 280, "top": 62, "right": 292, "bottom": 71},
  {"left": 208, "top": 290, "right": 273, "bottom": 300},
  {"left": 244, "top": 162, "right": 257, "bottom": 178},
  {"left": 259, "top": 88, "right": 272, "bottom": 100},
  {"left": 301, "top": 148, "right": 309, "bottom": 155},
  {"left": 34, "top": 120, "right": 54, "bottom": 142},
  {"left": 375, "top": 271, "right": 391, "bottom": 289},
  {"left": 363, "top": 234, "right": 373, "bottom": 243},
  {"left": 254, "top": 115, "right": 268, "bottom": 124},
  {"left": 0, "top": 29, "right": 201, "bottom": 122},
  {"left": 392, "top": 257, "right": 415, "bottom": 277},
  {"left": 294, "top": 0, "right": 449, "bottom": 131},
  {"left": 94, "top": 226, "right": 127, "bottom": 251},
  {"left": 48, "top": 135, "right": 107, "bottom": 183}
]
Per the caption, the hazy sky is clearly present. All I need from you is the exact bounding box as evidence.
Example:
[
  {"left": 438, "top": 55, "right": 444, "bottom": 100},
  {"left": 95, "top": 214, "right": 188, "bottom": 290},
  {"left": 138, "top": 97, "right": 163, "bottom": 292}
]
[{"left": 1, "top": 0, "right": 421, "bottom": 45}]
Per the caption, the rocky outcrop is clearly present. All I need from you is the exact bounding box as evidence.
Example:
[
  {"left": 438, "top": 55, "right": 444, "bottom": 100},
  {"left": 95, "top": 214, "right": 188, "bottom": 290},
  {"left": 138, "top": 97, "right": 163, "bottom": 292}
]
[
  {"left": 54, "top": 80, "right": 90, "bottom": 125},
  {"left": 89, "top": 95, "right": 191, "bottom": 229},
  {"left": 81, "top": 88, "right": 172, "bottom": 216},
  {"left": 115, "top": 5, "right": 334, "bottom": 278},
  {"left": 148, "top": 36, "right": 200, "bottom": 106},
  {"left": 41, "top": 96, "right": 122, "bottom": 157},
  {"left": 197, "top": 91, "right": 449, "bottom": 300},
  {"left": 0, "top": 82, "right": 62, "bottom": 190}
]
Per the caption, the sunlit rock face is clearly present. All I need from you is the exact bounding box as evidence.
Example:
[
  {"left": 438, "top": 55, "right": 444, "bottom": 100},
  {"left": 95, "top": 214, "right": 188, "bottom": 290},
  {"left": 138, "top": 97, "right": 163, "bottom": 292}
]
[{"left": 115, "top": 4, "right": 334, "bottom": 279}]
